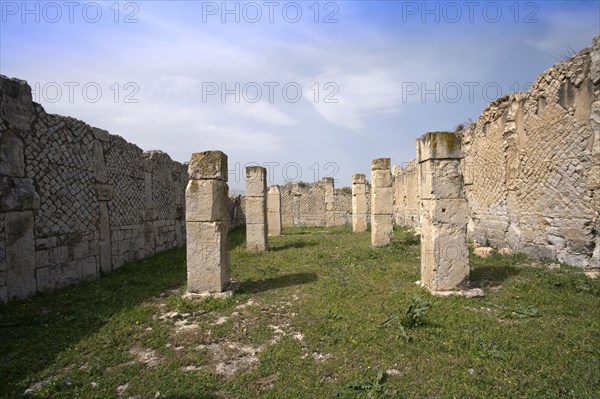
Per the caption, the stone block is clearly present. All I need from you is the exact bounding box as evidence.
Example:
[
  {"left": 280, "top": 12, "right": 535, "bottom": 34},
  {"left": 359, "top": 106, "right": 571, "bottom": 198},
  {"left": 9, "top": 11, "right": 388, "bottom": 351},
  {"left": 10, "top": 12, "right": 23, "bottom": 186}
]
[
  {"left": 80, "top": 256, "right": 98, "bottom": 279},
  {"left": 326, "top": 212, "right": 335, "bottom": 227},
  {"left": 245, "top": 196, "right": 267, "bottom": 224},
  {"left": 421, "top": 199, "right": 469, "bottom": 226},
  {"left": 0, "top": 177, "right": 40, "bottom": 211},
  {"left": 92, "top": 127, "right": 110, "bottom": 142},
  {"left": 6, "top": 211, "right": 36, "bottom": 300},
  {"left": 352, "top": 173, "right": 366, "bottom": 184},
  {"left": 352, "top": 214, "right": 368, "bottom": 233},
  {"left": 72, "top": 241, "right": 90, "bottom": 260},
  {"left": 352, "top": 195, "right": 368, "bottom": 215},
  {"left": 419, "top": 160, "right": 465, "bottom": 200},
  {"left": 186, "top": 221, "right": 230, "bottom": 293},
  {"left": 421, "top": 229, "right": 469, "bottom": 291},
  {"left": 352, "top": 183, "right": 366, "bottom": 195},
  {"left": 371, "top": 187, "right": 393, "bottom": 215},
  {"left": 36, "top": 261, "right": 82, "bottom": 292},
  {"left": 371, "top": 214, "right": 393, "bottom": 247},
  {"left": 371, "top": 169, "right": 392, "bottom": 188},
  {"left": 0, "top": 130, "right": 24, "bottom": 177},
  {"left": 189, "top": 151, "right": 228, "bottom": 181},
  {"left": 267, "top": 186, "right": 282, "bottom": 237},
  {"left": 35, "top": 237, "right": 57, "bottom": 250},
  {"left": 417, "top": 131, "right": 463, "bottom": 162},
  {"left": 185, "top": 179, "right": 229, "bottom": 222},
  {"left": 35, "top": 249, "right": 50, "bottom": 268},
  {"left": 92, "top": 141, "right": 108, "bottom": 183},
  {"left": 371, "top": 158, "right": 391, "bottom": 171},
  {"left": 246, "top": 166, "right": 267, "bottom": 197},
  {"left": 95, "top": 183, "right": 114, "bottom": 201},
  {"left": 246, "top": 223, "right": 267, "bottom": 251}
]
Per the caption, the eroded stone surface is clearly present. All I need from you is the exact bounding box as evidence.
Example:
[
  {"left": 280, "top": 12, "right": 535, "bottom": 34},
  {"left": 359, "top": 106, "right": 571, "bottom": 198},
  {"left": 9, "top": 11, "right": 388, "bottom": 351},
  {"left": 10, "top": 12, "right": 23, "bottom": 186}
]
[
  {"left": 371, "top": 158, "right": 393, "bottom": 247},
  {"left": 186, "top": 151, "right": 230, "bottom": 294},
  {"left": 246, "top": 166, "right": 267, "bottom": 251},
  {"left": 418, "top": 132, "right": 469, "bottom": 292},
  {"left": 351, "top": 173, "right": 368, "bottom": 232},
  {"left": 267, "top": 185, "right": 282, "bottom": 236}
]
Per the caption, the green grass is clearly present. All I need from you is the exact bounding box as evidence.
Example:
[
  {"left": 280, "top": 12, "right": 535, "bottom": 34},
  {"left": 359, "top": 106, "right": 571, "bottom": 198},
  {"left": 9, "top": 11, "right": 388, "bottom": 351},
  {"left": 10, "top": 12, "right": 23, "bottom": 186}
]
[{"left": 1, "top": 226, "right": 599, "bottom": 398}]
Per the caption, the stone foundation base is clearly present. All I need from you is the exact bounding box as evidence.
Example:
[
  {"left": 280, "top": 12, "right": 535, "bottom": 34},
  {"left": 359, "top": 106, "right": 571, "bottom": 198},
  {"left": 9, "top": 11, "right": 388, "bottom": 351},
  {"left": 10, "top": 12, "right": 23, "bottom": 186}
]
[{"left": 184, "top": 282, "right": 239, "bottom": 300}]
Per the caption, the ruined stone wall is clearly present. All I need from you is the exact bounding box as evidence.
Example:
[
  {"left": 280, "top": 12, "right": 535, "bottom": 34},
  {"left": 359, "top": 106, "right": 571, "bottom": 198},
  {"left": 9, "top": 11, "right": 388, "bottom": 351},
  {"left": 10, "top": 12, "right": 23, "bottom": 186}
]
[
  {"left": 393, "top": 161, "right": 419, "bottom": 228},
  {"left": 0, "top": 76, "right": 187, "bottom": 302},
  {"left": 280, "top": 180, "right": 355, "bottom": 227},
  {"left": 333, "top": 187, "right": 352, "bottom": 226},
  {"left": 462, "top": 37, "right": 599, "bottom": 268}
]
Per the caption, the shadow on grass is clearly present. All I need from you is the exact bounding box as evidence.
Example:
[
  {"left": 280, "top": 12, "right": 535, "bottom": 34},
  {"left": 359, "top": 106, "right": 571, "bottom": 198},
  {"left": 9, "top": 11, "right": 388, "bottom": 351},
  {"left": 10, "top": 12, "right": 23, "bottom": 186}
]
[
  {"left": 470, "top": 263, "right": 521, "bottom": 288},
  {"left": 0, "top": 247, "right": 187, "bottom": 397},
  {"left": 228, "top": 226, "right": 246, "bottom": 250},
  {"left": 269, "top": 240, "right": 319, "bottom": 251},
  {"left": 238, "top": 272, "right": 318, "bottom": 294}
]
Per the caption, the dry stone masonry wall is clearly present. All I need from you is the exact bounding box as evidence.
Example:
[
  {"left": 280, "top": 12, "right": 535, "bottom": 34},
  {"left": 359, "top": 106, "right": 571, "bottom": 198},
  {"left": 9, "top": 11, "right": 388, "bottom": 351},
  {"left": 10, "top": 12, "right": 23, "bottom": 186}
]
[
  {"left": 280, "top": 179, "right": 355, "bottom": 228},
  {"left": 462, "top": 36, "right": 600, "bottom": 268},
  {"left": 393, "top": 161, "right": 419, "bottom": 228},
  {"left": 0, "top": 76, "right": 187, "bottom": 302}
]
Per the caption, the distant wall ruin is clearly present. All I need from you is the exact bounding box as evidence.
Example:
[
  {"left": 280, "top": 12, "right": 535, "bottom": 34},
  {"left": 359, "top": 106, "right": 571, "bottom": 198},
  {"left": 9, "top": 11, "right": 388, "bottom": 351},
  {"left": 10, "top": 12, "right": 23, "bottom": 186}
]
[
  {"left": 461, "top": 37, "right": 599, "bottom": 267},
  {"left": 279, "top": 179, "right": 357, "bottom": 228},
  {"left": 393, "top": 161, "right": 419, "bottom": 229},
  {"left": 0, "top": 76, "right": 188, "bottom": 302},
  {"left": 393, "top": 36, "right": 600, "bottom": 268}
]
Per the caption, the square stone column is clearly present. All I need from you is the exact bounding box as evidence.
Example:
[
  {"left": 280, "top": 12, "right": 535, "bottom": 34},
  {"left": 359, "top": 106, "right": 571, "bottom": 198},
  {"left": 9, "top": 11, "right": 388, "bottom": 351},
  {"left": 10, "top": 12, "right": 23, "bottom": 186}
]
[
  {"left": 267, "top": 185, "right": 282, "bottom": 236},
  {"left": 351, "top": 173, "right": 368, "bottom": 232},
  {"left": 323, "top": 177, "right": 335, "bottom": 227},
  {"left": 417, "top": 132, "right": 469, "bottom": 291},
  {"left": 371, "top": 158, "right": 393, "bottom": 247},
  {"left": 246, "top": 166, "right": 267, "bottom": 251},
  {"left": 185, "top": 151, "right": 230, "bottom": 294}
]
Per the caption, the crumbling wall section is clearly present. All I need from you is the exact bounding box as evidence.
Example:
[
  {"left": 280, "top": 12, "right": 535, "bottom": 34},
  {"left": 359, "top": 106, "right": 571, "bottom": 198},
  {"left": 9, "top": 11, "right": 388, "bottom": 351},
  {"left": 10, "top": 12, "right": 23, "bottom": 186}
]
[
  {"left": 393, "top": 161, "right": 419, "bottom": 228},
  {"left": 462, "top": 37, "right": 599, "bottom": 267},
  {"left": 280, "top": 180, "right": 353, "bottom": 227},
  {"left": 0, "top": 75, "right": 187, "bottom": 302}
]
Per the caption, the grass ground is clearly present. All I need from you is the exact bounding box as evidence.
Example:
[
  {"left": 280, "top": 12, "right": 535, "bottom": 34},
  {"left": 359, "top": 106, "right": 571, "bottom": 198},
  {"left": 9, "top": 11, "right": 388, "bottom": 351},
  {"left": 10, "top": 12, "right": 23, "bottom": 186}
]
[{"left": 1, "top": 226, "right": 599, "bottom": 398}]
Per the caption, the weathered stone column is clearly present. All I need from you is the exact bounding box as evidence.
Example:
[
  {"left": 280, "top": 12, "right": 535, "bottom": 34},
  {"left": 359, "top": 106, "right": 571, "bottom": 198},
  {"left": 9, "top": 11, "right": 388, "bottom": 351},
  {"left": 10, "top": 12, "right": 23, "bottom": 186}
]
[
  {"left": 323, "top": 177, "right": 335, "bottom": 227},
  {"left": 417, "top": 132, "right": 469, "bottom": 292},
  {"left": 185, "top": 151, "right": 230, "bottom": 293},
  {"left": 267, "top": 185, "right": 282, "bottom": 236},
  {"left": 351, "top": 173, "right": 368, "bottom": 232},
  {"left": 246, "top": 166, "right": 267, "bottom": 251},
  {"left": 371, "top": 158, "right": 393, "bottom": 247}
]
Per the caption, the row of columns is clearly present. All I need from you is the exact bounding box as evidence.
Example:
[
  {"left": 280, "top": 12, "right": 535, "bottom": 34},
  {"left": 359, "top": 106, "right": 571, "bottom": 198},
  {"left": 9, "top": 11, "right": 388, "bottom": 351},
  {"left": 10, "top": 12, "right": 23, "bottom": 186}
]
[{"left": 186, "top": 131, "right": 470, "bottom": 296}]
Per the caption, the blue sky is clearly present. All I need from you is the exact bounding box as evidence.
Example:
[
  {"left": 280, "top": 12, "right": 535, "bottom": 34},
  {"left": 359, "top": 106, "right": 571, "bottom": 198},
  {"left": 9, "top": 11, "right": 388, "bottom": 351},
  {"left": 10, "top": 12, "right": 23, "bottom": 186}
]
[{"left": 1, "top": 0, "right": 599, "bottom": 191}]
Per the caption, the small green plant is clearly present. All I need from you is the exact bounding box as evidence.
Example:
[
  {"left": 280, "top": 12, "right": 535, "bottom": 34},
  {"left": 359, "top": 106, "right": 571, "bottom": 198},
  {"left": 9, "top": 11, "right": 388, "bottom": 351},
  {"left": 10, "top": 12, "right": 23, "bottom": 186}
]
[
  {"left": 381, "top": 296, "right": 431, "bottom": 342},
  {"left": 346, "top": 370, "right": 389, "bottom": 398}
]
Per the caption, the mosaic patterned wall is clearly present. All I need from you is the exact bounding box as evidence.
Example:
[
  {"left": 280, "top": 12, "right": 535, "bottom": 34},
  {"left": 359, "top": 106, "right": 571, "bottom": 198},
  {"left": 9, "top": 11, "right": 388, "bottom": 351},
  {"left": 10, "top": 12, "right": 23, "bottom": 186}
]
[{"left": 0, "top": 76, "right": 188, "bottom": 302}]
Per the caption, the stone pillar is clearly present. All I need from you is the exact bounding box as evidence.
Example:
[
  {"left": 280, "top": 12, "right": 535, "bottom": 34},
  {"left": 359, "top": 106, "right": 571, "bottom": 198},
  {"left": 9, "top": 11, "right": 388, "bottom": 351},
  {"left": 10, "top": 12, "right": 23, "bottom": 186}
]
[
  {"left": 0, "top": 128, "right": 40, "bottom": 302},
  {"left": 246, "top": 166, "right": 267, "bottom": 251},
  {"left": 351, "top": 173, "right": 368, "bottom": 232},
  {"left": 417, "top": 132, "right": 469, "bottom": 291},
  {"left": 185, "top": 151, "right": 230, "bottom": 293},
  {"left": 267, "top": 185, "right": 282, "bottom": 236},
  {"left": 392, "top": 165, "right": 403, "bottom": 226},
  {"left": 92, "top": 128, "right": 113, "bottom": 274},
  {"left": 323, "top": 177, "right": 335, "bottom": 227},
  {"left": 371, "top": 158, "right": 393, "bottom": 247}
]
